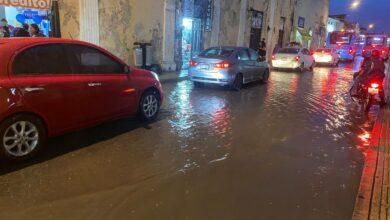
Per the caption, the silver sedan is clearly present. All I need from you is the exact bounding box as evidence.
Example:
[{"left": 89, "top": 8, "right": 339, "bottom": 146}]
[{"left": 188, "top": 47, "right": 270, "bottom": 90}]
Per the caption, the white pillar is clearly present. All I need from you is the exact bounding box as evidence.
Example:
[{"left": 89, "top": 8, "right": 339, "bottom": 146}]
[
  {"left": 79, "top": 0, "right": 100, "bottom": 45},
  {"left": 266, "top": 0, "right": 277, "bottom": 55},
  {"left": 162, "top": 0, "right": 176, "bottom": 72},
  {"left": 237, "top": 0, "right": 248, "bottom": 46},
  {"left": 210, "top": 0, "right": 221, "bottom": 47}
]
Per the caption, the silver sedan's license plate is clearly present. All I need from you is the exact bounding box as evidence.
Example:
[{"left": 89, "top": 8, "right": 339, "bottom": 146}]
[{"left": 198, "top": 64, "right": 209, "bottom": 70}]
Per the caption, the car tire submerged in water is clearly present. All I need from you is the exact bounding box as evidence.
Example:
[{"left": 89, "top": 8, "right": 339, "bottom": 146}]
[
  {"left": 0, "top": 114, "right": 46, "bottom": 161},
  {"left": 138, "top": 90, "right": 160, "bottom": 121},
  {"left": 230, "top": 74, "right": 243, "bottom": 91}
]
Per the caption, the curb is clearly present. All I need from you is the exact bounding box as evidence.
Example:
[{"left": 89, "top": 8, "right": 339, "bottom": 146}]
[{"left": 352, "top": 111, "right": 383, "bottom": 220}]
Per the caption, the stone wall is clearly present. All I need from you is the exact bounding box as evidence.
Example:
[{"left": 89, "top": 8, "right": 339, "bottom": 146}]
[
  {"left": 99, "top": 0, "right": 165, "bottom": 65},
  {"left": 294, "top": 0, "right": 330, "bottom": 49},
  {"left": 58, "top": 0, "right": 80, "bottom": 40},
  {"left": 59, "top": 0, "right": 165, "bottom": 66},
  {"left": 218, "top": 0, "right": 240, "bottom": 46}
]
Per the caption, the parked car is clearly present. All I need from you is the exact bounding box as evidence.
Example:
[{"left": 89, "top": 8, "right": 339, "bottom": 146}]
[
  {"left": 188, "top": 46, "right": 270, "bottom": 90},
  {"left": 271, "top": 47, "right": 315, "bottom": 72},
  {"left": 313, "top": 48, "right": 340, "bottom": 66},
  {"left": 0, "top": 38, "right": 164, "bottom": 161}
]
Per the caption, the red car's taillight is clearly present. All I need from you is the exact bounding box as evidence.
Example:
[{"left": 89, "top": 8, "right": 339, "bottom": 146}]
[
  {"left": 189, "top": 60, "right": 197, "bottom": 67},
  {"left": 214, "top": 61, "right": 231, "bottom": 69},
  {"left": 295, "top": 56, "right": 300, "bottom": 61},
  {"left": 371, "top": 83, "right": 379, "bottom": 89},
  {"left": 349, "top": 48, "right": 354, "bottom": 54},
  {"left": 272, "top": 55, "right": 276, "bottom": 60}
]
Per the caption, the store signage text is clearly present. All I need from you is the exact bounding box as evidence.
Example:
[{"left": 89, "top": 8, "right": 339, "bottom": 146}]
[{"left": 0, "top": 0, "right": 51, "bottom": 10}]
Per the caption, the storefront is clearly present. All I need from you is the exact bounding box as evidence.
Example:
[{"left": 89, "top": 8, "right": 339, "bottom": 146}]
[{"left": 0, "top": 0, "right": 60, "bottom": 37}]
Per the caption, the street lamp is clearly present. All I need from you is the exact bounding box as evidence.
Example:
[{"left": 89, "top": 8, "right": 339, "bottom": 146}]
[
  {"left": 350, "top": 0, "right": 361, "bottom": 10},
  {"left": 368, "top": 23, "right": 375, "bottom": 30}
]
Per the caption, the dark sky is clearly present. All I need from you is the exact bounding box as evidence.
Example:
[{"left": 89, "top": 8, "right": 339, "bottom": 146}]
[{"left": 330, "top": 0, "right": 390, "bottom": 33}]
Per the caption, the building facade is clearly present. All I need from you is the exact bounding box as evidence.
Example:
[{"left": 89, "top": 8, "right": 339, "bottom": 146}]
[{"left": 57, "top": 0, "right": 330, "bottom": 71}]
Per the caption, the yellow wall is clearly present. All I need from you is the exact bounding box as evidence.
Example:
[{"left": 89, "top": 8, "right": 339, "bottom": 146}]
[
  {"left": 59, "top": 0, "right": 165, "bottom": 66},
  {"left": 58, "top": 0, "right": 80, "bottom": 40}
]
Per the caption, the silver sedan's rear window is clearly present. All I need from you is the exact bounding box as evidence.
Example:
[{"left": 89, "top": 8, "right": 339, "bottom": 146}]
[
  {"left": 278, "top": 48, "right": 300, "bottom": 54},
  {"left": 199, "top": 48, "right": 234, "bottom": 58}
]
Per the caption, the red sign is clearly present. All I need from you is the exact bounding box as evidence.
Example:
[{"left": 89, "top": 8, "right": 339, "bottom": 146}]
[{"left": 0, "top": 0, "right": 51, "bottom": 10}]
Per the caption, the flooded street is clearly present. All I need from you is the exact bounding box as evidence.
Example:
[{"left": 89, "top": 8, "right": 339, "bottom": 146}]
[{"left": 0, "top": 65, "right": 377, "bottom": 220}]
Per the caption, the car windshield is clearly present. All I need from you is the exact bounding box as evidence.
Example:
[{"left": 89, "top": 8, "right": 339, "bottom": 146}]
[
  {"left": 316, "top": 49, "right": 332, "bottom": 53},
  {"left": 199, "top": 48, "right": 234, "bottom": 58},
  {"left": 278, "top": 48, "right": 300, "bottom": 54}
]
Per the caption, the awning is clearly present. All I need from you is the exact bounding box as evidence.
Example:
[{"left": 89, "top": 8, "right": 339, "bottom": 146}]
[
  {"left": 0, "top": 0, "right": 51, "bottom": 10},
  {"left": 296, "top": 27, "right": 312, "bottom": 41}
]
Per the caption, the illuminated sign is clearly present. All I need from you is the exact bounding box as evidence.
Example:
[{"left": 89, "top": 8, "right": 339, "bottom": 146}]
[{"left": 0, "top": 0, "right": 51, "bottom": 10}]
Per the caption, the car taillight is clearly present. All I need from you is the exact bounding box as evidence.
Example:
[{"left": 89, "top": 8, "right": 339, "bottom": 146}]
[
  {"left": 371, "top": 83, "right": 379, "bottom": 89},
  {"left": 382, "top": 49, "right": 386, "bottom": 54},
  {"left": 189, "top": 60, "right": 197, "bottom": 67},
  {"left": 214, "top": 61, "right": 231, "bottom": 69},
  {"left": 349, "top": 48, "right": 354, "bottom": 54},
  {"left": 272, "top": 55, "right": 276, "bottom": 60},
  {"left": 295, "top": 56, "right": 300, "bottom": 61},
  {"left": 363, "top": 48, "right": 366, "bottom": 53}
]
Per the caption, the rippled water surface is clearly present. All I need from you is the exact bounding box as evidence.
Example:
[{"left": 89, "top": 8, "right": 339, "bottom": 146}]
[{"left": 0, "top": 64, "right": 377, "bottom": 220}]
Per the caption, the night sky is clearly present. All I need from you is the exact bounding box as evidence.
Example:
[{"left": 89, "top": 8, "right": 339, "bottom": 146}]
[{"left": 330, "top": 0, "right": 390, "bottom": 34}]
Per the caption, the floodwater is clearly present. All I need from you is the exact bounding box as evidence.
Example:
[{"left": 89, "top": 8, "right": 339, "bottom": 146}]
[{"left": 0, "top": 64, "right": 377, "bottom": 220}]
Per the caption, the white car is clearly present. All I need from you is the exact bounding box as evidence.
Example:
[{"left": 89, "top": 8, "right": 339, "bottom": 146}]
[
  {"left": 272, "top": 47, "right": 315, "bottom": 72},
  {"left": 313, "top": 48, "right": 340, "bottom": 66}
]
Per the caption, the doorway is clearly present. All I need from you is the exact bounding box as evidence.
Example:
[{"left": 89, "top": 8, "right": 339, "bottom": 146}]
[
  {"left": 249, "top": 10, "right": 263, "bottom": 50},
  {"left": 278, "top": 17, "right": 286, "bottom": 47},
  {"left": 181, "top": 17, "right": 203, "bottom": 69}
]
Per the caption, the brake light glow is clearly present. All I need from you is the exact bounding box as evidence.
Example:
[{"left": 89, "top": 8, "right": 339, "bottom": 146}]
[
  {"left": 295, "top": 56, "right": 300, "bottom": 61},
  {"left": 371, "top": 83, "right": 379, "bottom": 89},
  {"left": 349, "top": 48, "right": 354, "bottom": 54},
  {"left": 214, "top": 61, "right": 231, "bottom": 69},
  {"left": 382, "top": 49, "right": 386, "bottom": 54},
  {"left": 189, "top": 60, "right": 197, "bottom": 67}
]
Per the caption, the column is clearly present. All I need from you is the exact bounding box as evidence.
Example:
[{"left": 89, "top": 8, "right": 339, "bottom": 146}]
[
  {"left": 79, "top": 0, "right": 100, "bottom": 45},
  {"left": 162, "top": 0, "right": 176, "bottom": 72},
  {"left": 237, "top": 0, "right": 248, "bottom": 46},
  {"left": 266, "top": 0, "right": 277, "bottom": 56},
  {"left": 210, "top": 0, "right": 221, "bottom": 47}
]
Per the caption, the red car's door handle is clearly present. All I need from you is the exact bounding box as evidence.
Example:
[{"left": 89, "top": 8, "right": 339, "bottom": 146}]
[
  {"left": 23, "top": 87, "right": 45, "bottom": 93},
  {"left": 88, "top": 83, "right": 102, "bottom": 87}
]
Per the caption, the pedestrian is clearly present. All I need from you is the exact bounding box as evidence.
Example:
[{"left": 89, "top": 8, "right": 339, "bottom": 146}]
[
  {"left": 29, "top": 24, "right": 46, "bottom": 37},
  {"left": 13, "top": 23, "right": 30, "bottom": 37},
  {"left": 258, "top": 38, "right": 267, "bottom": 58},
  {"left": 260, "top": 38, "right": 266, "bottom": 49},
  {"left": 0, "top": 19, "right": 11, "bottom": 38}
]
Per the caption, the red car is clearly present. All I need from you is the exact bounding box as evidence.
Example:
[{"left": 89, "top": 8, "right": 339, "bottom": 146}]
[{"left": 0, "top": 38, "right": 163, "bottom": 161}]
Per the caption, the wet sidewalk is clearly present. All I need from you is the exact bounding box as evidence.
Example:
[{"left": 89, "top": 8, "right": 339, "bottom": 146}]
[
  {"left": 353, "top": 66, "right": 390, "bottom": 220},
  {"left": 159, "top": 70, "right": 188, "bottom": 84}
]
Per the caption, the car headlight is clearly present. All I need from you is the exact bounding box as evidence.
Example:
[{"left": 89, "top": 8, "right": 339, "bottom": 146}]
[{"left": 151, "top": 71, "right": 160, "bottom": 81}]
